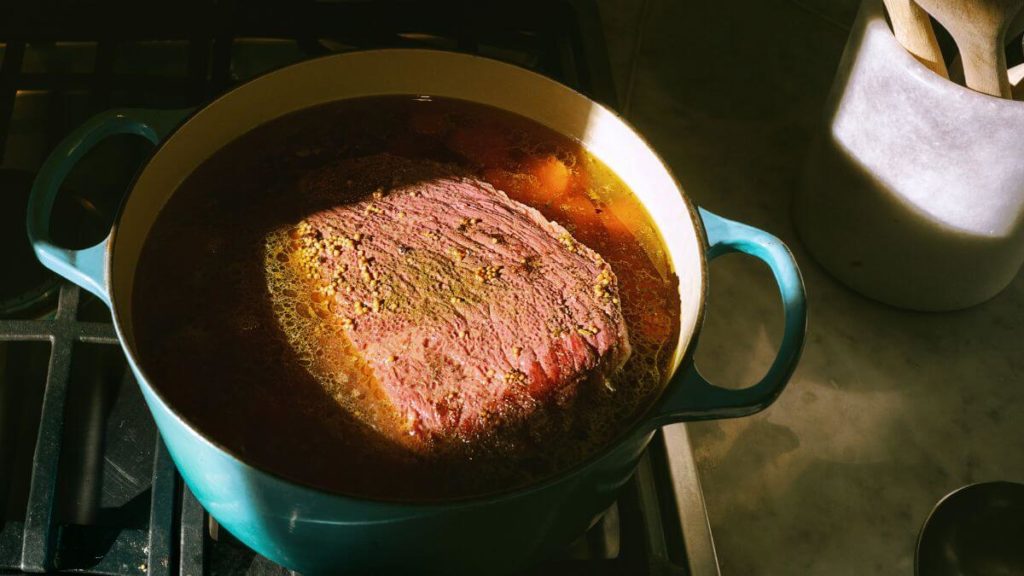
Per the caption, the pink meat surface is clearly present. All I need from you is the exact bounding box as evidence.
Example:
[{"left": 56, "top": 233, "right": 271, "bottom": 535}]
[{"left": 296, "top": 154, "right": 630, "bottom": 441}]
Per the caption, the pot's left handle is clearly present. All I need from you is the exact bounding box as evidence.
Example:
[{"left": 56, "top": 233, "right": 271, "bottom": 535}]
[
  {"left": 647, "top": 208, "right": 807, "bottom": 428},
  {"left": 27, "top": 108, "right": 191, "bottom": 306}
]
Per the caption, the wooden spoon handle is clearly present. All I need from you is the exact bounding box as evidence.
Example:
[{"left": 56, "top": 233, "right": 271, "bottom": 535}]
[
  {"left": 883, "top": 0, "right": 949, "bottom": 77},
  {"left": 960, "top": 39, "right": 1012, "bottom": 97}
]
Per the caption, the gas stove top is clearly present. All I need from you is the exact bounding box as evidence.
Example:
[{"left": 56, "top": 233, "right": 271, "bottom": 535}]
[{"left": 0, "top": 2, "right": 718, "bottom": 574}]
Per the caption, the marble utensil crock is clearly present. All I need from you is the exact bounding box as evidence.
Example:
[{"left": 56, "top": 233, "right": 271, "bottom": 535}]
[{"left": 795, "top": 0, "right": 1024, "bottom": 311}]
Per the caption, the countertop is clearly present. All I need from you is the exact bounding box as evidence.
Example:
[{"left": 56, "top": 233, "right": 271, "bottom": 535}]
[{"left": 599, "top": 0, "right": 1024, "bottom": 574}]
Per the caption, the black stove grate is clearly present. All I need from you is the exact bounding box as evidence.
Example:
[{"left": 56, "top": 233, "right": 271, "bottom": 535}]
[{"left": 0, "top": 2, "right": 691, "bottom": 574}]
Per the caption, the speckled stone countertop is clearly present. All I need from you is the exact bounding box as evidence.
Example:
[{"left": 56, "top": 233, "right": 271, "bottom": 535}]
[{"left": 599, "top": 0, "right": 1024, "bottom": 574}]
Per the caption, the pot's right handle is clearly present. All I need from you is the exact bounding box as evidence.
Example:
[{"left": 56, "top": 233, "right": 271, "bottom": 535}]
[
  {"left": 27, "top": 108, "right": 191, "bottom": 306},
  {"left": 647, "top": 208, "right": 807, "bottom": 428}
]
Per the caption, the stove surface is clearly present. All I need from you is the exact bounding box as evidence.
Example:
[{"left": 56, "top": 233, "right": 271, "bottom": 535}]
[{"left": 0, "top": 2, "right": 716, "bottom": 574}]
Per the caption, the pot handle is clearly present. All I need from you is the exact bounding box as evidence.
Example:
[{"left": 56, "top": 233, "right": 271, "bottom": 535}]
[
  {"left": 27, "top": 108, "right": 191, "bottom": 306},
  {"left": 647, "top": 208, "right": 807, "bottom": 428}
]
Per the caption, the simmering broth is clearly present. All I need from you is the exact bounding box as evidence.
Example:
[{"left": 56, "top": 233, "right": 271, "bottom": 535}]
[{"left": 133, "top": 96, "right": 680, "bottom": 500}]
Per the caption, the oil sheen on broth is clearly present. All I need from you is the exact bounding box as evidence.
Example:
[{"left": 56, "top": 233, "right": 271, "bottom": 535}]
[{"left": 132, "top": 96, "right": 681, "bottom": 500}]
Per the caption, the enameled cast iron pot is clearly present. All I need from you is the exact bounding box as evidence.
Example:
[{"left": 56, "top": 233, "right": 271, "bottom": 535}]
[{"left": 28, "top": 49, "right": 806, "bottom": 575}]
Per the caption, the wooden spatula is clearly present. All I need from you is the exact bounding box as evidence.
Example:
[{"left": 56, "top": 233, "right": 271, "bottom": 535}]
[
  {"left": 884, "top": 0, "right": 949, "bottom": 77},
  {"left": 914, "top": 0, "right": 1024, "bottom": 97}
]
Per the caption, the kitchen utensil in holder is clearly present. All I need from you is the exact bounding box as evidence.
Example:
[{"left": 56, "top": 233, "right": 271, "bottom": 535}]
[{"left": 795, "top": 0, "right": 1024, "bottom": 310}]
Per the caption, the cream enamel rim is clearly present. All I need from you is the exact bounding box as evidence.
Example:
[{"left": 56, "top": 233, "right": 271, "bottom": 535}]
[{"left": 106, "top": 49, "right": 709, "bottom": 499}]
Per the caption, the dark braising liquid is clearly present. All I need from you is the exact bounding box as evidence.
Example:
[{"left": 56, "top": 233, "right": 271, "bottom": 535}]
[{"left": 133, "top": 96, "right": 681, "bottom": 500}]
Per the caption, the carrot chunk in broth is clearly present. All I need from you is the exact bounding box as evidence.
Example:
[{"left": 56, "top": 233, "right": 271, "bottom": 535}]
[
  {"left": 526, "top": 155, "right": 570, "bottom": 197},
  {"left": 553, "top": 193, "right": 601, "bottom": 238},
  {"left": 482, "top": 168, "right": 547, "bottom": 207},
  {"left": 598, "top": 196, "right": 643, "bottom": 243}
]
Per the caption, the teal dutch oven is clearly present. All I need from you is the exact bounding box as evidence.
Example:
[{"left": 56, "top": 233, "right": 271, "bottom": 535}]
[{"left": 27, "top": 49, "right": 806, "bottom": 575}]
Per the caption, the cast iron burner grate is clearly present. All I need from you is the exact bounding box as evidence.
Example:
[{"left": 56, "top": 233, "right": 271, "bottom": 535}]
[{"left": 0, "top": 1, "right": 701, "bottom": 574}]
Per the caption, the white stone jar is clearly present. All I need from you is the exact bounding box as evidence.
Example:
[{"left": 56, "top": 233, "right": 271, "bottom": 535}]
[{"left": 794, "top": 0, "right": 1024, "bottom": 310}]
